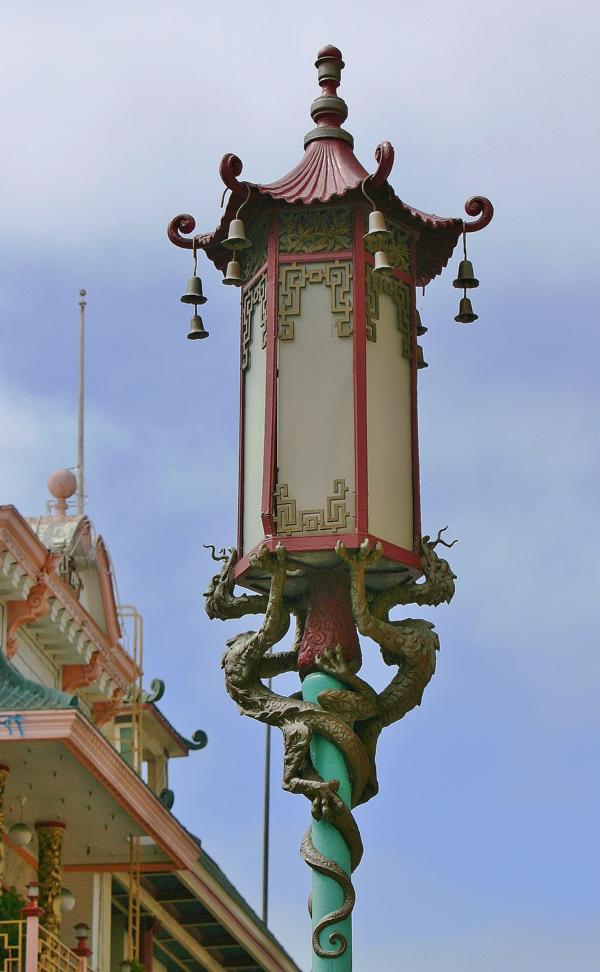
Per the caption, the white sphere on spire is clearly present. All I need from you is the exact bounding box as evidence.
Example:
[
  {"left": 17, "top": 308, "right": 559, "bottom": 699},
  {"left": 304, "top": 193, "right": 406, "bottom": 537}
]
[{"left": 47, "top": 469, "right": 77, "bottom": 500}]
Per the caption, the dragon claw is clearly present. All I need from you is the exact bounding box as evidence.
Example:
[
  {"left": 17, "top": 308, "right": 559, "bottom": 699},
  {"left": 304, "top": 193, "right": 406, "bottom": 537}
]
[
  {"left": 336, "top": 539, "right": 383, "bottom": 569},
  {"left": 311, "top": 781, "right": 341, "bottom": 821},
  {"left": 316, "top": 644, "right": 350, "bottom": 680},
  {"left": 250, "top": 542, "right": 287, "bottom": 576}
]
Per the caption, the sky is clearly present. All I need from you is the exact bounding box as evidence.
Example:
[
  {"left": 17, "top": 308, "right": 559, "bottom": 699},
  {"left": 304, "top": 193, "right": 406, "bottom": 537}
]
[{"left": 1, "top": 1, "right": 599, "bottom": 969}]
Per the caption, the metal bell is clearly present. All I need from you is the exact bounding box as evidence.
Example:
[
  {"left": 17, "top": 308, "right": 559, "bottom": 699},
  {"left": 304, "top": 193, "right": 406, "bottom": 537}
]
[
  {"left": 223, "top": 259, "right": 243, "bottom": 286},
  {"left": 453, "top": 259, "right": 479, "bottom": 289},
  {"left": 224, "top": 218, "right": 252, "bottom": 251},
  {"left": 454, "top": 296, "right": 478, "bottom": 324},
  {"left": 416, "top": 345, "right": 428, "bottom": 369},
  {"left": 372, "top": 250, "right": 393, "bottom": 275},
  {"left": 364, "top": 210, "right": 392, "bottom": 245},
  {"left": 415, "top": 310, "right": 428, "bottom": 336},
  {"left": 180, "top": 275, "right": 207, "bottom": 305},
  {"left": 187, "top": 313, "right": 209, "bottom": 340}
]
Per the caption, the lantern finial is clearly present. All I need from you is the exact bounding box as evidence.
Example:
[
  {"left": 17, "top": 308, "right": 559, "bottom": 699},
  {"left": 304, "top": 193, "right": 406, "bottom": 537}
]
[{"left": 305, "top": 44, "right": 353, "bottom": 149}]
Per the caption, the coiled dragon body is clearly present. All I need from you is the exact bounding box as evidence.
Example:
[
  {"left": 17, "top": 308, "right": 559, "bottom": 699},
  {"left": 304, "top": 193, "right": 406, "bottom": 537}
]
[{"left": 205, "top": 531, "right": 456, "bottom": 958}]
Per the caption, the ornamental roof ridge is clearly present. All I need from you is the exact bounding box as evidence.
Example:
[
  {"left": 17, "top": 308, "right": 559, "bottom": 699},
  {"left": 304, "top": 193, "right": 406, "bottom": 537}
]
[
  {"left": 168, "top": 45, "right": 494, "bottom": 285},
  {"left": 123, "top": 677, "right": 208, "bottom": 754}
]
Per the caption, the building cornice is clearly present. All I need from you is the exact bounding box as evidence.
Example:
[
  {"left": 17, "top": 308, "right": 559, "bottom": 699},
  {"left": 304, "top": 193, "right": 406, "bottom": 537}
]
[
  {"left": 0, "top": 506, "right": 136, "bottom": 694},
  {"left": 0, "top": 707, "right": 298, "bottom": 970}
]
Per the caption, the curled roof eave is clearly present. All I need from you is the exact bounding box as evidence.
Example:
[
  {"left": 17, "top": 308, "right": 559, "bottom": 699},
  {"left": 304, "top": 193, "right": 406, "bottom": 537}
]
[{"left": 168, "top": 145, "right": 490, "bottom": 285}]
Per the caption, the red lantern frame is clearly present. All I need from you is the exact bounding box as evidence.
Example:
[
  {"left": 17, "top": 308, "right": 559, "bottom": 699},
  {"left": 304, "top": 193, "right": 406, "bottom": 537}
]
[{"left": 232, "top": 201, "right": 422, "bottom": 592}]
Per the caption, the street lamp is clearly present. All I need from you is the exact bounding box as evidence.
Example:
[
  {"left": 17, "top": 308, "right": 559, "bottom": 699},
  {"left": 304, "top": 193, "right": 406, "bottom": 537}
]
[
  {"left": 23, "top": 881, "right": 43, "bottom": 918},
  {"left": 73, "top": 923, "right": 92, "bottom": 958},
  {"left": 59, "top": 887, "right": 76, "bottom": 912},
  {"left": 169, "top": 44, "right": 492, "bottom": 970}
]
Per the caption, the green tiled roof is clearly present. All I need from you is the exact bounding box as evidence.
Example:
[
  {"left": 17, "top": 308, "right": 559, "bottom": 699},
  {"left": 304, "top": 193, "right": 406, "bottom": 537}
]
[{"left": 0, "top": 650, "right": 77, "bottom": 710}]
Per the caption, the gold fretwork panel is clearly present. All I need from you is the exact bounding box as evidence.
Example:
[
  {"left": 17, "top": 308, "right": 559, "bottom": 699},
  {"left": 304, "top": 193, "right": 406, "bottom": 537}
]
[
  {"left": 241, "top": 274, "right": 267, "bottom": 371},
  {"left": 278, "top": 261, "right": 353, "bottom": 340},
  {"left": 279, "top": 208, "right": 353, "bottom": 253},
  {"left": 364, "top": 218, "right": 412, "bottom": 273},
  {"left": 241, "top": 218, "right": 269, "bottom": 283},
  {"left": 275, "top": 479, "right": 351, "bottom": 535},
  {"left": 366, "top": 268, "right": 412, "bottom": 359}
]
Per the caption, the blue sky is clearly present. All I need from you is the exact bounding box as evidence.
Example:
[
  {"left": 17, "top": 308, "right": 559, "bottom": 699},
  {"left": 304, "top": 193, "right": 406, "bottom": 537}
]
[{"left": 1, "top": 2, "right": 599, "bottom": 969}]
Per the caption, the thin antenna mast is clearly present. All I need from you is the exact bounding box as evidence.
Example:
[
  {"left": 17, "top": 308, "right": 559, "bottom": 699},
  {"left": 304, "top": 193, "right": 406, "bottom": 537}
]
[
  {"left": 262, "top": 676, "right": 272, "bottom": 924},
  {"left": 77, "top": 289, "right": 87, "bottom": 515}
]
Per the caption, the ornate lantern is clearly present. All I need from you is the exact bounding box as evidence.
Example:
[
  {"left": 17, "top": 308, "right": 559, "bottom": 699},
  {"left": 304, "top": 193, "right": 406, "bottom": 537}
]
[{"left": 169, "top": 44, "right": 492, "bottom": 970}]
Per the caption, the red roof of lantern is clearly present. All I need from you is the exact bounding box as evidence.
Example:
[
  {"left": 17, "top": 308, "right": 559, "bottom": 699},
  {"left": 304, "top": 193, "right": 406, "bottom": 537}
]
[{"left": 168, "top": 44, "right": 493, "bottom": 285}]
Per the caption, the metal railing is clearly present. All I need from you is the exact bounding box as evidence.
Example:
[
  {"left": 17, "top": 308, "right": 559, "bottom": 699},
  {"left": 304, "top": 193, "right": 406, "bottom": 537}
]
[
  {"left": 0, "top": 920, "right": 24, "bottom": 970},
  {"left": 39, "top": 927, "right": 81, "bottom": 972},
  {"left": 0, "top": 919, "right": 91, "bottom": 972}
]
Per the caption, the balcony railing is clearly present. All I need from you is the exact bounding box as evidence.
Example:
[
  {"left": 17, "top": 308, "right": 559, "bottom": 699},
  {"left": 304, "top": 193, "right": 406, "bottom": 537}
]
[
  {"left": 39, "top": 927, "right": 81, "bottom": 972},
  {"left": 0, "top": 919, "right": 91, "bottom": 972},
  {"left": 0, "top": 920, "right": 24, "bottom": 970}
]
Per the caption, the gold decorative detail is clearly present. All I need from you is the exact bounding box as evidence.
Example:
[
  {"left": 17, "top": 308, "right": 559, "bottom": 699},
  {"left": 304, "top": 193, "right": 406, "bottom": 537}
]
[
  {"left": 36, "top": 822, "right": 65, "bottom": 937},
  {"left": 366, "top": 268, "right": 412, "bottom": 357},
  {"left": 39, "top": 925, "right": 81, "bottom": 971},
  {"left": 279, "top": 208, "right": 353, "bottom": 253},
  {"left": 275, "top": 479, "right": 351, "bottom": 535},
  {"left": 241, "top": 274, "right": 267, "bottom": 371},
  {"left": 240, "top": 218, "right": 268, "bottom": 283},
  {"left": 364, "top": 217, "right": 411, "bottom": 272},
  {"left": 279, "top": 262, "right": 353, "bottom": 340}
]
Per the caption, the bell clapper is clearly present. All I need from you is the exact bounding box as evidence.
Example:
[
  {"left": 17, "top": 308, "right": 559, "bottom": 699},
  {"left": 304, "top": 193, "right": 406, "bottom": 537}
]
[
  {"left": 180, "top": 237, "right": 209, "bottom": 340},
  {"left": 454, "top": 286, "right": 479, "bottom": 324},
  {"left": 187, "top": 311, "right": 209, "bottom": 340},
  {"left": 453, "top": 227, "right": 480, "bottom": 323}
]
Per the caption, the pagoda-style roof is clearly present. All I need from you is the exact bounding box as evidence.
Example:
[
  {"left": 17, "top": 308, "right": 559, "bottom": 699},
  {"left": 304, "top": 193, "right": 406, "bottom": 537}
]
[
  {"left": 0, "top": 649, "right": 77, "bottom": 711},
  {"left": 169, "top": 44, "right": 493, "bottom": 285}
]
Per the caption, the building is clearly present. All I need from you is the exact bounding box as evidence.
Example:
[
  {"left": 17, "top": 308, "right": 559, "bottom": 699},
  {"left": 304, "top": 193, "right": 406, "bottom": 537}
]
[{"left": 0, "top": 471, "right": 300, "bottom": 972}]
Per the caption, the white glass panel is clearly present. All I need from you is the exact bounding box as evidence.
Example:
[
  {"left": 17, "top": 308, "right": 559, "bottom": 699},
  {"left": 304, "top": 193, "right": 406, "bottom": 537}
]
[
  {"left": 366, "top": 292, "right": 413, "bottom": 549},
  {"left": 242, "top": 299, "right": 267, "bottom": 554},
  {"left": 277, "top": 264, "right": 355, "bottom": 536}
]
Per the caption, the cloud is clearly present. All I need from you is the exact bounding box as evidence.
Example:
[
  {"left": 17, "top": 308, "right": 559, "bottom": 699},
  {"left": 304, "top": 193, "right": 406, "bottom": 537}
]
[{"left": 1, "top": 4, "right": 599, "bottom": 968}]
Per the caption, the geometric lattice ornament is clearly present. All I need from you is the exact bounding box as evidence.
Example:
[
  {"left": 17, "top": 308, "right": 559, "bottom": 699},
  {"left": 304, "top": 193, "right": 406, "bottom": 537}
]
[
  {"left": 278, "top": 261, "right": 353, "bottom": 340},
  {"left": 241, "top": 274, "right": 267, "bottom": 371},
  {"left": 366, "top": 268, "right": 412, "bottom": 359},
  {"left": 274, "top": 479, "right": 352, "bottom": 536}
]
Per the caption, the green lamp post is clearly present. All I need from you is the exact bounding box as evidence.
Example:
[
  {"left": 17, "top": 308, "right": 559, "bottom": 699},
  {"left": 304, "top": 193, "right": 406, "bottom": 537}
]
[{"left": 169, "top": 44, "right": 492, "bottom": 969}]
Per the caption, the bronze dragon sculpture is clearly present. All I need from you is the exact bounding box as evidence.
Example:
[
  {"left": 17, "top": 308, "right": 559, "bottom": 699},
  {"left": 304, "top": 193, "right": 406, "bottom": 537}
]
[{"left": 205, "top": 531, "right": 456, "bottom": 958}]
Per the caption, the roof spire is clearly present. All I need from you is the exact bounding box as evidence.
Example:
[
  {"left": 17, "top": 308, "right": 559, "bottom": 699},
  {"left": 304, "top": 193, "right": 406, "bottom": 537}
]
[
  {"left": 47, "top": 469, "right": 77, "bottom": 517},
  {"left": 304, "top": 44, "right": 354, "bottom": 149},
  {"left": 76, "top": 289, "right": 87, "bottom": 515}
]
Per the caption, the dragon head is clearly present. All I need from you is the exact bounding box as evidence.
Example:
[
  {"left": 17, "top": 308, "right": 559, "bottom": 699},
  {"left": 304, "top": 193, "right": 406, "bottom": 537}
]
[{"left": 420, "top": 528, "right": 457, "bottom": 604}]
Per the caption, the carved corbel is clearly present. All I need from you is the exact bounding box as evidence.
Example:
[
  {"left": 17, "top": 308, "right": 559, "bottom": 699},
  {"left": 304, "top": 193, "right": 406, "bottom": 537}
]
[
  {"left": 92, "top": 688, "right": 125, "bottom": 728},
  {"left": 61, "top": 651, "right": 104, "bottom": 693},
  {"left": 6, "top": 583, "right": 51, "bottom": 658}
]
